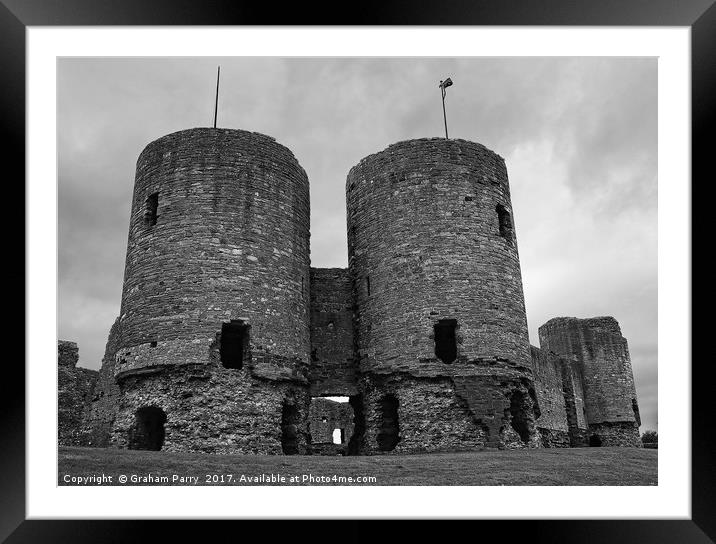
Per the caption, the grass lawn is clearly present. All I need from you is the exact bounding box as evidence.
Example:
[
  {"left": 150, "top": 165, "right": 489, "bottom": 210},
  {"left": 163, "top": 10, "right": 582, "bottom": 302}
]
[{"left": 59, "top": 446, "right": 656, "bottom": 486}]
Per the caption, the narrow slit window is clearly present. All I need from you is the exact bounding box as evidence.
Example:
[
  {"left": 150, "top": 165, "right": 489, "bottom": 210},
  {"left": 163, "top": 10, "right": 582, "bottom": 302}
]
[
  {"left": 220, "top": 320, "right": 249, "bottom": 369},
  {"left": 366, "top": 276, "right": 371, "bottom": 296},
  {"left": 145, "top": 192, "right": 159, "bottom": 226},
  {"left": 434, "top": 319, "right": 458, "bottom": 363},
  {"left": 496, "top": 204, "right": 513, "bottom": 240}
]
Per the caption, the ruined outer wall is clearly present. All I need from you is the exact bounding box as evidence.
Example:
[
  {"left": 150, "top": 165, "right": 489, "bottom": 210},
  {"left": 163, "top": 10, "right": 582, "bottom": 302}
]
[
  {"left": 538, "top": 317, "right": 639, "bottom": 425},
  {"left": 309, "top": 268, "right": 357, "bottom": 396},
  {"left": 58, "top": 341, "right": 98, "bottom": 446},
  {"left": 346, "top": 138, "right": 531, "bottom": 376},
  {"left": 531, "top": 346, "right": 569, "bottom": 446},
  {"left": 539, "top": 317, "right": 641, "bottom": 447},
  {"left": 116, "top": 128, "right": 311, "bottom": 379},
  {"left": 560, "top": 358, "right": 588, "bottom": 446},
  {"left": 86, "top": 318, "right": 124, "bottom": 446},
  {"left": 531, "top": 346, "right": 588, "bottom": 447}
]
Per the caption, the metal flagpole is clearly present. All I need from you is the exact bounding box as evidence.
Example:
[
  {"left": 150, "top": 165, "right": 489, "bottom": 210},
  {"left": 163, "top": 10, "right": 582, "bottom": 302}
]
[
  {"left": 213, "top": 66, "right": 220, "bottom": 128},
  {"left": 441, "top": 85, "right": 448, "bottom": 139},
  {"left": 439, "top": 77, "right": 453, "bottom": 139}
]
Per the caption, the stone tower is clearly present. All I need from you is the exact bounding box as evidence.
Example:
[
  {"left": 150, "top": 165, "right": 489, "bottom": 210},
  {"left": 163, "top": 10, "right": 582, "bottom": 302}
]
[
  {"left": 346, "top": 138, "right": 540, "bottom": 453},
  {"left": 538, "top": 317, "right": 642, "bottom": 447},
  {"left": 102, "top": 128, "right": 312, "bottom": 454}
]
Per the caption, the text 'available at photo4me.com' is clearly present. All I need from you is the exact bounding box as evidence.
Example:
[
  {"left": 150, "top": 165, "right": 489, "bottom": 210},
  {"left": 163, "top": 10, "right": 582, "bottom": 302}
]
[{"left": 61, "top": 472, "right": 379, "bottom": 485}]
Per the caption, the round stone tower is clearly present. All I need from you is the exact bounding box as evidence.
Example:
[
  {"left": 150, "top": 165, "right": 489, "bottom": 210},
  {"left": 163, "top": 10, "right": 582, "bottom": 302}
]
[
  {"left": 107, "top": 128, "right": 312, "bottom": 454},
  {"left": 346, "top": 138, "right": 540, "bottom": 453}
]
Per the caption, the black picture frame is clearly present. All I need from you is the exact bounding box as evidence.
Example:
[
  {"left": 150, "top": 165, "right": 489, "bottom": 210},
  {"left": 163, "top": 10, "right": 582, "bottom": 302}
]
[{"left": 5, "top": 0, "right": 712, "bottom": 541}]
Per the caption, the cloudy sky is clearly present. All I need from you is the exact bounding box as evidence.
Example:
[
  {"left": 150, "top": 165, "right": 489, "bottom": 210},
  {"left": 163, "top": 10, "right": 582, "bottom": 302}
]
[{"left": 58, "top": 57, "right": 657, "bottom": 431}]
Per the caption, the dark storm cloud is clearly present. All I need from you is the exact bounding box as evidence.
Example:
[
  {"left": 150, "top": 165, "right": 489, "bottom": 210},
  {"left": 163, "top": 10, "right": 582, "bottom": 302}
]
[{"left": 58, "top": 57, "right": 657, "bottom": 430}]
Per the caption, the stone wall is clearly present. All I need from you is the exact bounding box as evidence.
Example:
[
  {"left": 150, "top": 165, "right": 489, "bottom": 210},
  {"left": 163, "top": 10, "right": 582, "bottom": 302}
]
[
  {"left": 359, "top": 374, "right": 487, "bottom": 455},
  {"left": 58, "top": 341, "right": 98, "bottom": 446},
  {"left": 357, "top": 358, "right": 542, "bottom": 454},
  {"left": 111, "top": 354, "right": 311, "bottom": 454},
  {"left": 309, "top": 268, "right": 357, "bottom": 396},
  {"left": 560, "top": 358, "right": 588, "bottom": 446},
  {"left": 86, "top": 318, "right": 124, "bottom": 446},
  {"left": 531, "top": 346, "right": 589, "bottom": 447},
  {"left": 531, "top": 346, "right": 569, "bottom": 447},
  {"left": 586, "top": 422, "right": 642, "bottom": 447}
]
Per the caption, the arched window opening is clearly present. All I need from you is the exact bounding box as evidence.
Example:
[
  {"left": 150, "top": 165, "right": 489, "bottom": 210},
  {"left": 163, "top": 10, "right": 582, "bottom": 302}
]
[{"left": 332, "top": 428, "right": 345, "bottom": 444}]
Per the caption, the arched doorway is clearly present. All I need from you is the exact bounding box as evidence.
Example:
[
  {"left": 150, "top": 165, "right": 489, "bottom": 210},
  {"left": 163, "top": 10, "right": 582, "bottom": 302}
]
[
  {"left": 281, "top": 401, "right": 300, "bottom": 455},
  {"left": 129, "top": 406, "right": 167, "bottom": 451},
  {"left": 509, "top": 390, "right": 531, "bottom": 443},
  {"left": 377, "top": 394, "right": 400, "bottom": 452}
]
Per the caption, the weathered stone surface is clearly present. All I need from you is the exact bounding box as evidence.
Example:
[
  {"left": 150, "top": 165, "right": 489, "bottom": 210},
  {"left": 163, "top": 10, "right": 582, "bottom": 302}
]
[
  {"left": 86, "top": 318, "right": 123, "bottom": 446},
  {"left": 538, "top": 317, "right": 642, "bottom": 447},
  {"left": 537, "top": 428, "right": 571, "bottom": 448},
  {"left": 531, "top": 346, "right": 569, "bottom": 437},
  {"left": 587, "top": 422, "right": 642, "bottom": 447},
  {"left": 111, "top": 357, "right": 311, "bottom": 455},
  {"left": 58, "top": 341, "right": 98, "bottom": 446},
  {"left": 346, "top": 138, "right": 540, "bottom": 451},
  {"left": 309, "top": 268, "right": 357, "bottom": 396},
  {"left": 120, "top": 128, "right": 311, "bottom": 373},
  {"left": 347, "top": 138, "right": 532, "bottom": 375},
  {"left": 359, "top": 374, "right": 487, "bottom": 454},
  {"left": 69, "top": 131, "right": 644, "bottom": 454},
  {"left": 531, "top": 346, "right": 589, "bottom": 447}
]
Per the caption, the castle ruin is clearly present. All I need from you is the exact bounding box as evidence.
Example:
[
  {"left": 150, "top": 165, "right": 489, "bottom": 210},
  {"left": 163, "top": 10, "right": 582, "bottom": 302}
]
[{"left": 59, "top": 128, "right": 643, "bottom": 454}]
